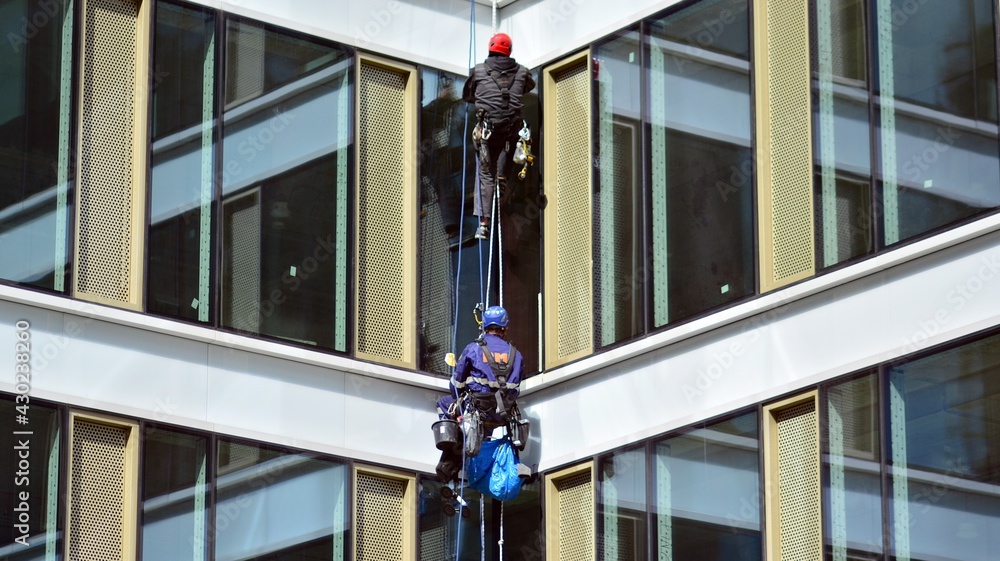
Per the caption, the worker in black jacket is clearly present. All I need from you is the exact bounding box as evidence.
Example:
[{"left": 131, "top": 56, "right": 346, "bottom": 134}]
[{"left": 463, "top": 33, "right": 535, "bottom": 239}]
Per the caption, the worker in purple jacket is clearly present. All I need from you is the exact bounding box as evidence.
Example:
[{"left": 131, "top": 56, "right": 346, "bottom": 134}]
[{"left": 435, "top": 305, "right": 523, "bottom": 481}]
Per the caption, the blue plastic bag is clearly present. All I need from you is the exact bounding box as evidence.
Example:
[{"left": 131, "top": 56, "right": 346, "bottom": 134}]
[{"left": 465, "top": 437, "right": 522, "bottom": 502}]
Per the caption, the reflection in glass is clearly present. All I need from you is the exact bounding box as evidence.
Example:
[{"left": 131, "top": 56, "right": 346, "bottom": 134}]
[
  {"left": 653, "top": 412, "right": 760, "bottom": 561},
  {"left": 824, "top": 373, "right": 882, "bottom": 560},
  {"left": 0, "top": 0, "right": 73, "bottom": 291},
  {"left": 813, "top": 0, "right": 873, "bottom": 268},
  {"left": 888, "top": 334, "right": 1000, "bottom": 561},
  {"left": 142, "top": 427, "right": 208, "bottom": 561},
  {"left": 876, "top": 0, "right": 1000, "bottom": 246},
  {"left": 599, "top": 447, "right": 646, "bottom": 560},
  {"left": 220, "top": 21, "right": 351, "bottom": 351},
  {"left": 417, "top": 69, "right": 541, "bottom": 376},
  {"left": 148, "top": 2, "right": 216, "bottom": 322},
  {"left": 215, "top": 440, "right": 347, "bottom": 560},
  {"left": 418, "top": 70, "right": 479, "bottom": 375},
  {"left": 0, "top": 398, "right": 61, "bottom": 559},
  {"left": 648, "top": 0, "right": 755, "bottom": 328},
  {"left": 595, "top": 30, "right": 644, "bottom": 349}
]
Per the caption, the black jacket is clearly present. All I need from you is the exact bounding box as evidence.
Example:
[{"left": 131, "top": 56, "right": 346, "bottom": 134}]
[{"left": 463, "top": 54, "right": 536, "bottom": 128}]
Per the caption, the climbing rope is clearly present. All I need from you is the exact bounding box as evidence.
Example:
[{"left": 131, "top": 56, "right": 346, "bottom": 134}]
[
  {"left": 499, "top": 500, "right": 505, "bottom": 559},
  {"left": 492, "top": 0, "right": 498, "bottom": 35}
]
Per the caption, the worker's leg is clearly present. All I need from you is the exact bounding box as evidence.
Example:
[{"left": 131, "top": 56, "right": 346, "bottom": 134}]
[
  {"left": 474, "top": 148, "right": 495, "bottom": 221},
  {"left": 494, "top": 130, "right": 516, "bottom": 194}
]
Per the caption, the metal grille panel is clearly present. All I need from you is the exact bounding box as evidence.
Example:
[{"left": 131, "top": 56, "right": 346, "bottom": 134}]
[
  {"left": 69, "top": 420, "right": 128, "bottom": 561},
  {"left": 76, "top": 0, "right": 142, "bottom": 303},
  {"left": 228, "top": 20, "right": 264, "bottom": 106},
  {"left": 223, "top": 192, "right": 261, "bottom": 334},
  {"left": 357, "top": 62, "right": 408, "bottom": 364},
  {"left": 775, "top": 401, "right": 820, "bottom": 561},
  {"left": 356, "top": 473, "right": 406, "bottom": 561},
  {"left": 553, "top": 61, "right": 592, "bottom": 361},
  {"left": 557, "top": 471, "right": 593, "bottom": 561},
  {"left": 765, "top": 0, "right": 814, "bottom": 284}
]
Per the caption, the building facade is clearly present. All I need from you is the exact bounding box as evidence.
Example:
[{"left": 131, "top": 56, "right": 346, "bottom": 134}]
[{"left": 1, "top": 0, "right": 998, "bottom": 559}]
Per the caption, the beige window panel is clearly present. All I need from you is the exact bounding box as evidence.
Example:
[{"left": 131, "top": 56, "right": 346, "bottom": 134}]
[
  {"left": 353, "top": 463, "right": 416, "bottom": 561},
  {"left": 545, "top": 460, "right": 595, "bottom": 561}
]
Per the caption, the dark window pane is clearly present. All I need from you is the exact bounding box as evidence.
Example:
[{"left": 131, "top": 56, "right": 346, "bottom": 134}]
[
  {"left": 648, "top": 0, "right": 755, "bottom": 328},
  {"left": 887, "top": 332, "right": 1000, "bottom": 561},
  {"left": 147, "top": 1, "right": 216, "bottom": 322},
  {"left": 876, "top": 0, "right": 1000, "bottom": 246},
  {"left": 599, "top": 447, "right": 646, "bottom": 560},
  {"left": 220, "top": 22, "right": 352, "bottom": 352},
  {"left": 215, "top": 440, "right": 347, "bottom": 560},
  {"left": 824, "top": 373, "right": 883, "bottom": 560},
  {"left": 653, "top": 412, "right": 761, "bottom": 561},
  {"left": 0, "top": 397, "right": 61, "bottom": 559},
  {"left": 595, "top": 30, "right": 644, "bottom": 349},
  {"left": 0, "top": 0, "right": 74, "bottom": 291},
  {"left": 142, "top": 427, "right": 208, "bottom": 561}
]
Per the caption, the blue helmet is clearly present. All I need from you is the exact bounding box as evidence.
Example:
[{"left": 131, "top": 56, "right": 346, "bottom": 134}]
[{"left": 483, "top": 306, "right": 509, "bottom": 329}]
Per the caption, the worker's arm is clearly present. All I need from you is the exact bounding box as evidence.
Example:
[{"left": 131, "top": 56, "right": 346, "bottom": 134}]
[
  {"left": 505, "top": 349, "right": 524, "bottom": 399},
  {"left": 452, "top": 345, "right": 472, "bottom": 393},
  {"left": 524, "top": 69, "right": 536, "bottom": 94},
  {"left": 462, "top": 70, "right": 477, "bottom": 103}
]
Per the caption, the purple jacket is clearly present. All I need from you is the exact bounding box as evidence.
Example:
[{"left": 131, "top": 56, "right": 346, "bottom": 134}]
[{"left": 452, "top": 334, "right": 522, "bottom": 397}]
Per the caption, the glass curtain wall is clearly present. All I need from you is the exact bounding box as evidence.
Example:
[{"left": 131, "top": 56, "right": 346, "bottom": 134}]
[
  {"left": 647, "top": 0, "right": 755, "bottom": 329},
  {"left": 148, "top": 1, "right": 216, "bottom": 322},
  {"left": 418, "top": 69, "right": 479, "bottom": 375},
  {"left": 886, "top": 333, "right": 1000, "bottom": 561},
  {"left": 594, "top": 29, "right": 644, "bottom": 350},
  {"left": 141, "top": 427, "right": 209, "bottom": 561},
  {"left": 599, "top": 446, "right": 647, "bottom": 560},
  {"left": 0, "top": 398, "right": 61, "bottom": 560},
  {"left": 0, "top": 0, "right": 74, "bottom": 291},
  {"left": 652, "top": 412, "right": 761, "bottom": 561},
  {"left": 812, "top": 0, "right": 874, "bottom": 269},
  {"left": 823, "top": 373, "right": 883, "bottom": 560},
  {"left": 215, "top": 439, "right": 348, "bottom": 560}
]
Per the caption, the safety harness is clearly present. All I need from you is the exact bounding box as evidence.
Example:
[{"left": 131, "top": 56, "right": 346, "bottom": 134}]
[{"left": 475, "top": 338, "right": 518, "bottom": 418}]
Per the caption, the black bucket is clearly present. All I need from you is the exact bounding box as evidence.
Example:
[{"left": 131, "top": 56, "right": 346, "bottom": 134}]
[{"left": 432, "top": 419, "right": 461, "bottom": 453}]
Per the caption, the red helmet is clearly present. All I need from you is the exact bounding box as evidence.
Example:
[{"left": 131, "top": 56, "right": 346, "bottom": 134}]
[{"left": 488, "top": 33, "right": 512, "bottom": 56}]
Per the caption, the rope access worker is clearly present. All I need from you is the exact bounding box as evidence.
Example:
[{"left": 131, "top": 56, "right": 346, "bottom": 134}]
[
  {"left": 463, "top": 33, "right": 535, "bottom": 240},
  {"left": 434, "top": 305, "right": 523, "bottom": 483}
]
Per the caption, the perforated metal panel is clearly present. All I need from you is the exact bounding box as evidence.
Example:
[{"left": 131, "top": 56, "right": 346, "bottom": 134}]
[
  {"left": 557, "top": 471, "right": 593, "bottom": 560},
  {"left": 544, "top": 53, "right": 593, "bottom": 369},
  {"left": 775, "top": 401, "right": 820, "bottom": 561},
  {"left": 355, "top": 472, "right": 406, "bottom": 561},
  {"left": 75, "top": 0, "right": 146, "bottom": 308},
  {"left": 356, "top": 58, "right": 416, "bottom": 368},
  {"left": 757, "top": 0, "right": 814, "bottom": 292},
  {"left": 69, "top": 420, "right": 128, "bottom": 561},
  {"left": 223, "top": 191, "right": 261, "bottom": 333},
  {"left": 227, "top": 20, "right": 264, "bottom": 106}
]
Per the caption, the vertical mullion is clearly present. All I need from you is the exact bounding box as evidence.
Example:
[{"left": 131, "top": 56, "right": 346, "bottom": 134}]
[
  {"left": 887, "top": 367, "right": 910, "bottom": 561},
  {"left": 197, "top": 16, "right": 216, "bottom": 323},
  {"left": 44, "top": 409, "right": 62, "bottom": 561},
  {"left": 874, "top": 0, "right": 899, "bottom": 246},
  {"left": 55, "top": 0, "right": 76, "bottom": 293},
  {"left": 648, "top": 30, "right": 668, "bottom": 328},
  {"left": 211, "top": 14, "right": 225, "bottom": 328},
  {"left": 816, "top": 0, "right": 839, "bottom": 267},
  {"left": 206, "top": 434, "right": 217, "bottom": 561},
  {"left": 335, "top": 67, "right": 350, "bottom": 352}
]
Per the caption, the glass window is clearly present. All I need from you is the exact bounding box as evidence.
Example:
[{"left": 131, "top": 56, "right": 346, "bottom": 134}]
[
  {"left": 824, "top": 373, "right": 883, "bottom": 560},
  {"left": 812, "top": 0, "right": 874, "bottom": 269},
  {"left": 214, "top": 439, "right": 347, "bottom": 560},
  {"left": 595, "top": 29, "right": 644, "bottom": 349},
  {"left": 418, "top": 476, "right": 541, "bottom": 560},
  {"left": 0, "top": 397, "right": 61, "bottom": 559},
  {"left": 417, "top": 69, "right": 480, "bottom": 375},
  {"left": 875, "top": 0, "right": 1000, "bottom": 246},
  {"left": 219, "top": 21, "right": 352, "bottom": 352},
  {"left": 418, "top": 68, "right": 541, "bottom": 376},
  {"left": 141, "top": 426, "right": 208, "bottom": 561},
  {"left": 599, "top": 446, "right": 647, "bottom": 560},
  {"left": 647, "top": 0, "right": 755, "bottom": 329},
  {"left": 653, "top": 412, "right": 760, "bottom": 561},
  {"left": 0, "top": 0, "right": 74, "bottom": 291},
  {"left": 147, "top": 1, "right": 216, "bottom": 322},
  {"left": 887, "top": 333, "right": 1000, "bottom": 561}
]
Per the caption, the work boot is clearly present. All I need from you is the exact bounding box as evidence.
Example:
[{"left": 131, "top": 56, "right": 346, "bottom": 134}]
[
  {"left": 475, "top": 224, "right": 489, "bottom": 240},
  {"left": 436, "top": 452, "right": 461, "bottom": 483}
]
